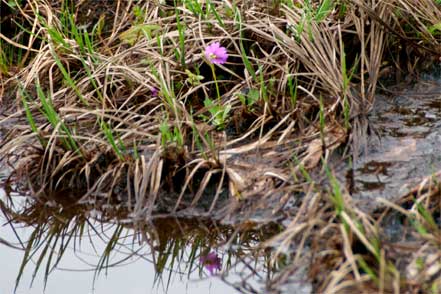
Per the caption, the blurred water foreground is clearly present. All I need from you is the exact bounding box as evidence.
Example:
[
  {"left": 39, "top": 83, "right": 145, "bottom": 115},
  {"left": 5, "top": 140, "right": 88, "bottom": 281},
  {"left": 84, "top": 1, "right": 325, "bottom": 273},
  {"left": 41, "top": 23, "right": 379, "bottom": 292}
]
[
  {"left": 0, "top": 191, "right": 286, "bottom": 294},
  {"left": 1, "top": 75, "right": 441, "bottom": 293}
]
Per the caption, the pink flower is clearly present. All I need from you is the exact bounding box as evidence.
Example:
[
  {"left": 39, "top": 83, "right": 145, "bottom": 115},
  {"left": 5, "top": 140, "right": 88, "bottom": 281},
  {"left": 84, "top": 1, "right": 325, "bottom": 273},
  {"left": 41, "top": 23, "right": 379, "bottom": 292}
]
[
  {"left": 151, "top": 87, "right": 158, "bottom": 97},
  {"left": 204, "top": 42, "right": 228, "bottom": 65},
  {"left": 200, "top": 251, "right": 222, "bottom": 275}
]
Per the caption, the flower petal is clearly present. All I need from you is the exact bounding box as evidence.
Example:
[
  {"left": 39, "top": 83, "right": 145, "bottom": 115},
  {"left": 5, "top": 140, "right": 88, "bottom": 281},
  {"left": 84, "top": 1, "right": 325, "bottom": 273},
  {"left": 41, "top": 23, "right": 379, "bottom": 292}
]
[{"left": 205, "top": 42, "right": 228, "bottom": 64}]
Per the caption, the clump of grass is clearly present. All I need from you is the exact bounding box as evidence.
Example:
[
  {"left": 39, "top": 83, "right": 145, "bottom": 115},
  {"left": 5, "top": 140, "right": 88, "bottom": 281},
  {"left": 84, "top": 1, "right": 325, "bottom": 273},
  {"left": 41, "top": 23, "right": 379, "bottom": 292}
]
[
  {"left": 1, "top": 0, "right": 441, "bottom": 293},
  {"left": 1, "top": 0, "right": 439, "bottom": 212}
]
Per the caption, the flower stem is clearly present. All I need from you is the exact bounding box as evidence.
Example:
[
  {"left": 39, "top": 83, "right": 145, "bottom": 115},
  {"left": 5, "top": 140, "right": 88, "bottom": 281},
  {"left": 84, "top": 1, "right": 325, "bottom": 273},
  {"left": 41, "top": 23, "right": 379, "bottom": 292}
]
[{"left": 210, "top": 64, "right": 221, "bottom": 102}]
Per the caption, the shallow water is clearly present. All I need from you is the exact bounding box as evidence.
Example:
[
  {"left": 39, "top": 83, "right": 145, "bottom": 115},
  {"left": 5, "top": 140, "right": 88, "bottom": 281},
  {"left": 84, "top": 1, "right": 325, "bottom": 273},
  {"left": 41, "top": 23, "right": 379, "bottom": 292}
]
[
  {"left": 0, "top": 183, "right": 289, "bottom": 294},
  {"left": 0, "top": 190, "right": 237, "bottom": 294},
  {"left": 0, "top": 229, "right": 232, "bottom": 294}
]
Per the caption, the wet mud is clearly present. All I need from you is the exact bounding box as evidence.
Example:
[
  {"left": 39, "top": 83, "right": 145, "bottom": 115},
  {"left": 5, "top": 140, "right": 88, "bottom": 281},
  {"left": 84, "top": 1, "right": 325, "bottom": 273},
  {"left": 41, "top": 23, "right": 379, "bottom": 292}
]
[{"left": 351, "top": 79, "right": 441, "bottom": 210}]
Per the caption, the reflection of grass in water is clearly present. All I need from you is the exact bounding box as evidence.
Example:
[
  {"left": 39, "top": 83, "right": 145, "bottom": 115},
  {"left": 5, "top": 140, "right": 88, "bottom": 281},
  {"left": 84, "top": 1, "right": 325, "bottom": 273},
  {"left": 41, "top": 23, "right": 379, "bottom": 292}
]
[
  {"left": 0, "top": 198, "right": 283, "bottom": 293},
  {"left": 1, "top": 167, "right": 440, "bottom": 294}
]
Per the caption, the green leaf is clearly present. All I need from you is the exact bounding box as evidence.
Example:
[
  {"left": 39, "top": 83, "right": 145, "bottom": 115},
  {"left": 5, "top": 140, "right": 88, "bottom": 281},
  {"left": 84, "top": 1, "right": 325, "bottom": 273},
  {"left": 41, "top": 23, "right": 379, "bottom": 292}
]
[
  {"left": 315, "top": 0, "right": 334, "bottom": 22},
  {"left": 247, "top": 89, "right": 260, "bottom": 106},
  {"left": 428, "top": 23, "right": 441, "bottom": 35},
  {"left": 8, "top": 0, "right": 17, "bottom": 8},
  {"left": 119, "top": 24, "right": 161, "bottom": 45},
  {"left": 185, "top": 69, "right": 204, "bottom": 86}
]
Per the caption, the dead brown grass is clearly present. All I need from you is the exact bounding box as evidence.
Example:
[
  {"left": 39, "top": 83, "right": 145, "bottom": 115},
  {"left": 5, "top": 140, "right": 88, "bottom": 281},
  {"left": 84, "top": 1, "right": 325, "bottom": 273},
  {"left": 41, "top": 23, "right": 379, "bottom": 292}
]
[{"left": 0, "top": 0, "right": 440, "bottom": 293}]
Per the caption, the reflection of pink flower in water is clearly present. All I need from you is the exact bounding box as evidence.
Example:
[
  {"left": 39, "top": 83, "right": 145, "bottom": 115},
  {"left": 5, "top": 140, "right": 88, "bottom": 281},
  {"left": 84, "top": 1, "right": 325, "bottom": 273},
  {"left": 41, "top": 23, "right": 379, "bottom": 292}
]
[
  {"left": 200, "top": 252, "right": 222, "bottom": 275},
  {"left": 151, "top": 87, "right": 158, "bottom": 97}
]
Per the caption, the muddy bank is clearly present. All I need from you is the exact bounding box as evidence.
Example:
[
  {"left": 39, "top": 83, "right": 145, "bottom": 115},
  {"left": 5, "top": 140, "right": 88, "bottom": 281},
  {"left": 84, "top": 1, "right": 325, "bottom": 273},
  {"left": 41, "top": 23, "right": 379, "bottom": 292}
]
[{"left": 347, "top": 79, "right": 441, "bottom": 211}]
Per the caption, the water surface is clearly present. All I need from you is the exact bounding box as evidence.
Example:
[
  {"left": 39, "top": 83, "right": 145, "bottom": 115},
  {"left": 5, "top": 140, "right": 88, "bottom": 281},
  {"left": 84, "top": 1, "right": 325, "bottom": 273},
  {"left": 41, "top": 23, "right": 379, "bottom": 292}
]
[{"left": 0, "top": 188, "right": 266, "bottom": 294}]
